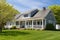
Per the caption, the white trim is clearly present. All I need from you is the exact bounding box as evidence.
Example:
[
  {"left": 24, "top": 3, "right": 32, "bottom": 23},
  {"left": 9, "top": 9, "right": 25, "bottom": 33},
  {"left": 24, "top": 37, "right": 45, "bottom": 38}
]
[
  {"left": 19, "top": 21, "right": 20, "bottom": 28},
  {"left": 42, "top": 19, "right": 44, "bottom": 29}
]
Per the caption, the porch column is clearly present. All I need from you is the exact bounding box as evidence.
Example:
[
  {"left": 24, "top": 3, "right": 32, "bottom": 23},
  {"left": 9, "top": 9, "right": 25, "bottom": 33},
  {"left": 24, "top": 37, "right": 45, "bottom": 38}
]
[
  {"left": 32, "top": 20, "right": 33, "bottom": 29},
  {"left": 42, "top": 19, "right": 44, "bottom": 29},
  {"left": 17, "top": 21, "right": 20, "bottom": 28},
  {"left": 14, "top": 21, "right": 16, "bottom": 26},
  {"left": 25, "top": 21, "right": 27, "bottom": 28}
]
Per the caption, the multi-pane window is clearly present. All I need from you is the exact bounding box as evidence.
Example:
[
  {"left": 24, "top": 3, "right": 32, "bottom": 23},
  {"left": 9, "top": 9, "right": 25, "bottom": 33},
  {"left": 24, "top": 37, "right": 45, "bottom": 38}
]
[
  {"left": 26, "top": 21, "right": 32, "bottom": 25},
  {"left": 24, "top": 14, "right": 28, "bottom": 17},
  {"left": 29, "top": 21, "right": 32, "bottom": 25},
  {"left": 26, "top": 21, "right": 28, "bottom": 25},
  {"left": 16, "top": 21, "right": 19, "bottom": 25},
  {"left": 33, "top": 20, "right": 36, "bottom": 25},
  {"left": 37, "top": 21, "right": 40, "bottom": 25},
  {"left": 41, "top": 21, "right": 42, "bottom": 25}
]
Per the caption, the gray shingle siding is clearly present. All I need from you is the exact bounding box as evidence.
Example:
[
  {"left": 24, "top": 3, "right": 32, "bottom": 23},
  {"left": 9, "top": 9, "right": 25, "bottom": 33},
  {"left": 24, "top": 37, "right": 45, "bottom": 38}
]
[{"left": 45, "top": 11, "right": 56, "bottom": 26}]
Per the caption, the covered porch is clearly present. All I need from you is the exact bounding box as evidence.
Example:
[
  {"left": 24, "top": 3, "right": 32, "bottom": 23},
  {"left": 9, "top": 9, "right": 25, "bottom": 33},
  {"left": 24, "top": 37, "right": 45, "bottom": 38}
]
[{"left": 16, "top": 19, "right": 46, "bottom": 29}]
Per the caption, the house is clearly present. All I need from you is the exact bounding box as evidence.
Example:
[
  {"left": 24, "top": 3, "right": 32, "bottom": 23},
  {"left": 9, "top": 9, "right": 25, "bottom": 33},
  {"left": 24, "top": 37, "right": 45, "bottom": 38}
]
[
  {"left": 56, "top": 24, "right": 60, "bottom": 29},
  {"left": 5, "top": 7, "right": 56, "bottom": 30}
]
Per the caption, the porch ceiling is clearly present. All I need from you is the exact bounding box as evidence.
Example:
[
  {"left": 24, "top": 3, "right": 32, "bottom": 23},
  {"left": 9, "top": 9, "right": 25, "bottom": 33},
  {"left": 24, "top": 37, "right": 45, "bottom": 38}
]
[{"left": 16, "top": 17, "right": 44, "bottom": 21}]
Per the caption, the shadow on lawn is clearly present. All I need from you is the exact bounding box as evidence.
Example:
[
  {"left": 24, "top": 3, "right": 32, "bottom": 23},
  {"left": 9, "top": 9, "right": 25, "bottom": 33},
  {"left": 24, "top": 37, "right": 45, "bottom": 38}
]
[{"left": 0, "top": 30, "right": 29, "bottom": 36}]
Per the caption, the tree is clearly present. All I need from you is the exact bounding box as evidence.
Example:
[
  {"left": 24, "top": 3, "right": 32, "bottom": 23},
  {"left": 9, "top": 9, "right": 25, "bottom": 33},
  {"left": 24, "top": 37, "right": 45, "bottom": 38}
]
[
  {"left": 48, "top": 5, "right": 60, "bottom": 24},
  {"left": 0, "top": 0, "right": 19, "bottom": 32}
]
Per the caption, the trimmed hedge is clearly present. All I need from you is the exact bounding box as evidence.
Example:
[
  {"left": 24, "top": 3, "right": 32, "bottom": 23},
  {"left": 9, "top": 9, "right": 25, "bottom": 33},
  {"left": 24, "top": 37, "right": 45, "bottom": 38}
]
[
  {"left": 46, "top": 23, "right": 55, "bottom": 30},
  {"left": 11, "top": 26, "right": 16, "bottom": 29}
]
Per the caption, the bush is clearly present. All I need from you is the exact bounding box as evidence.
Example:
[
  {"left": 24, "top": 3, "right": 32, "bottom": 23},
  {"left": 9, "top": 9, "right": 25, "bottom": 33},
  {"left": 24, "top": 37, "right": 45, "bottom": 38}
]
[
  {"left": 11, "top": 26, "right": 16, "bottom": 29},
  {"left": 45, "top": 23, "right": 55, "bottom": 30}
]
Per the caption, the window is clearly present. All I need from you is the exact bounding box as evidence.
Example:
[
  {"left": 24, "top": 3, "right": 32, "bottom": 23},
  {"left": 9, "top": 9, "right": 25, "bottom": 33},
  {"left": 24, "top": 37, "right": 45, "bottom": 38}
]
[
  {"left": 48, "top": 20, "right": 52, "bottom": 24},
  {"left": 43, "top": 20, "right": 45, "bottom": 25},
  {"left": 41, "top": 21, "right": 42, "bottom": 25},
  {"left": 16, "top": 21, "right": 19, "bottom": 25},
  {"left": 37, "top": 21, "right": 40, "bottom": 25},
  {"left": 26, "top": 22, "right": 28, "bottom": 25},
  {"left": 33, "top": 21, "right": 36, "bottom": 25},
  {"left": 29, "top": 21, "right": 32, "bottom": 25},
  {"left": 24, "top": 14, "right": 28, "bottom": 17}
]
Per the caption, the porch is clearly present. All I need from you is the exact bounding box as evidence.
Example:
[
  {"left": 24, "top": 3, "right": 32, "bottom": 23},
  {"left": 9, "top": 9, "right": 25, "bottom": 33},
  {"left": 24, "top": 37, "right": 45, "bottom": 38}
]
[{"left": 16, "top": 19, "right": 46, "bottom": 29}]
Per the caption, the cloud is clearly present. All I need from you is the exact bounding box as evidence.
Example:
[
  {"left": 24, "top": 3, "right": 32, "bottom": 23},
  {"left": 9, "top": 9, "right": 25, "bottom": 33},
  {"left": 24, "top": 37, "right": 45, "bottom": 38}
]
[
  {"left": 7, "top": 0, "right": 46, "bottom": 12},
  {"left": 7, "top": 0, "right": 60, "bottom": 12}
]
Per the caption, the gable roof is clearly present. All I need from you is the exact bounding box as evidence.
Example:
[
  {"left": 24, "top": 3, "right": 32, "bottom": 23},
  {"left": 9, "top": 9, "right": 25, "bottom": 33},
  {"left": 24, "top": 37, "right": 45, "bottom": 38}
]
[
  {"left": 15, "top": 9, "right": 39, "bottom": 19},
  {"left": 33, "top": 9, "right": 50, "bottom": 18},
  {"left": 16, "top": 9, "right": 51, "bottom": 21}
]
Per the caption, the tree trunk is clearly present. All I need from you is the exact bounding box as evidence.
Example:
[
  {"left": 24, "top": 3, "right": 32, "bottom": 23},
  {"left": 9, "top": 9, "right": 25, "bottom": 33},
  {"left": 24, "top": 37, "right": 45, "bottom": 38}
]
[
  {"left": 0, "top": 25, "right": 2, "bottom": 32},
  {"left": 0, "top": 26, "right": 2, "bottom": 32}
]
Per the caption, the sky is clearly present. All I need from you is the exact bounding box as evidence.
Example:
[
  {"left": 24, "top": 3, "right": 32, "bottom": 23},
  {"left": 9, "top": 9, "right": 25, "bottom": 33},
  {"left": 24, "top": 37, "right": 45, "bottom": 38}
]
[{"left": 7, "top": 0, "right": 60, "bottom": 12}]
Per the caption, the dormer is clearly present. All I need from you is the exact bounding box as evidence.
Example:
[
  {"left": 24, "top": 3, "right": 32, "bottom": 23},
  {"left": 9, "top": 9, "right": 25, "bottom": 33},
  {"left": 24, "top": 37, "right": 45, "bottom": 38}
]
[{"left": 24, "top": 14, "right": 30, "bottom": 18}]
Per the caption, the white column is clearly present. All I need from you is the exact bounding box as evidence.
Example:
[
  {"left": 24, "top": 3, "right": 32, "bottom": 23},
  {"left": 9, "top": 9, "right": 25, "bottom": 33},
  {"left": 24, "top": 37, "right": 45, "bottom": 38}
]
[
  {"left": 40, "top": 20, "right": 41, "bottom": 28},
  {"left": 32, "top": 20, "right": 33, "bottom": 29},
  {"left": 14, "top": 21, "right": 16, "bottom": 26},
  {"left": 42, "top": 19, "right": 44, "bottom": 29},
  {"left": 28, "top": 21, "right": 29, "bottom": 28},
  {"left": 19, "top": 21, "right": 20, "bottom": 28}
]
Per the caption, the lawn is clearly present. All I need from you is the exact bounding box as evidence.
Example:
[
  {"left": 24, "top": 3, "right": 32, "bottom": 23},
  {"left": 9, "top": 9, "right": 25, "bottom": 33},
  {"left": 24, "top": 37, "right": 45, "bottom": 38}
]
[{"left": 0, "top": 30, "right": 60, "bottom": 40}]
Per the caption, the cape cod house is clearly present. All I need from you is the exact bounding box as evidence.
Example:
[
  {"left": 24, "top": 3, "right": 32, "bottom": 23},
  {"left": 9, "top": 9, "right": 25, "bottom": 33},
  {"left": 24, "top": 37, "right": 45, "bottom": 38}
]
[{"left": 5, "top": 8, "right": 56, "bottom": 30}]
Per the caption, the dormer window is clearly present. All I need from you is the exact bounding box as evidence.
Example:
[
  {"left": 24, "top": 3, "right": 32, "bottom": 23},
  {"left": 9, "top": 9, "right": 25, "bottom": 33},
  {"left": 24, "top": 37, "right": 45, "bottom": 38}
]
[{"left": 24, "top": 14, "right": 28, "bottom": 17}]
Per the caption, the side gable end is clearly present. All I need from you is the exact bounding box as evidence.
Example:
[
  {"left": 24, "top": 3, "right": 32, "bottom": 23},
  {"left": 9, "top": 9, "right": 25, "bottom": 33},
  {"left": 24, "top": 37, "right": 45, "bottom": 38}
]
[{"left": 45, "top": 10, "right": 56, "bottom": 24}]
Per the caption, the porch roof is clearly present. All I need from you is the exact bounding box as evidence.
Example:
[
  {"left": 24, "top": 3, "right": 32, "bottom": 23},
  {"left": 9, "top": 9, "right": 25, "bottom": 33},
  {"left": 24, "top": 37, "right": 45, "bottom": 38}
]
[{"left": 16, "top": 17, "right": 44, "bottom": 21}]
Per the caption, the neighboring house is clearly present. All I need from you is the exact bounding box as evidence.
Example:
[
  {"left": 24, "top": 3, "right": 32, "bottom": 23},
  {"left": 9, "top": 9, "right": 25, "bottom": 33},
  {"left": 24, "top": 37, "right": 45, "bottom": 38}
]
[
  {"left": 5, "top": 7, "right": 56, "bottom": 30},
  {"left": 56, "top": 24, "right": 60, "bottom": 29}
]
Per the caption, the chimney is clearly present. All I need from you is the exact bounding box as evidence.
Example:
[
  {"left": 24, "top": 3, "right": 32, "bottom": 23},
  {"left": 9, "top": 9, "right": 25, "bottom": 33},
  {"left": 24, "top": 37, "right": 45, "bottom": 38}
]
[{"left": 43, "top": 7, "right": 46, "bottom": 10}]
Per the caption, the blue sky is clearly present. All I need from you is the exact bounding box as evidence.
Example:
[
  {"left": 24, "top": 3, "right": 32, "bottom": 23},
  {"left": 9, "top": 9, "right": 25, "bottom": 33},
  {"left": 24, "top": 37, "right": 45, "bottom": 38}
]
[{"left": 7, "top": 0, "right": 60, "bottom": 12}]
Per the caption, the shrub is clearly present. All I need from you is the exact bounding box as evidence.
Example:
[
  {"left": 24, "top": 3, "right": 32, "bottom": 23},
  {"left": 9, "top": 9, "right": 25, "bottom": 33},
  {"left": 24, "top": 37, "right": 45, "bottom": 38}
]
[
  {"left": 11, "top": 26, "right": 16, "bottom": 29},
  {"left": 45, "top": 23, "right": 55, "bottom": 30}
]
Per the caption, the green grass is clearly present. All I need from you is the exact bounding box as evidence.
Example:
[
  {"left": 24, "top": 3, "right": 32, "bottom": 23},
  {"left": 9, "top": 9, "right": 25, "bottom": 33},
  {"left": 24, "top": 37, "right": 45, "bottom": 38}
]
[{"left": 0, "top": 30, "right": 60, "bottom": 40}]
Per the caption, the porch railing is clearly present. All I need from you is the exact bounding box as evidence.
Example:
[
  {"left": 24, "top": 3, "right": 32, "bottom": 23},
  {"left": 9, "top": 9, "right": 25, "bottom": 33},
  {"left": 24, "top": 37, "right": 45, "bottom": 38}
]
[
  {"left": 33, "top": 25, "right": 42, "bottom": 28},
  {"left": 26, "top": 25, "right": 42, "bottom": 28}
]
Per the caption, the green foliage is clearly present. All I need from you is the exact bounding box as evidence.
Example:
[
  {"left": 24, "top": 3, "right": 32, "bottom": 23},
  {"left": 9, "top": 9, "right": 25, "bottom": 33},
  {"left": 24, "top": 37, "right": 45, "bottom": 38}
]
[
  {"left": 0, "top": 0, "right": 19, "bottom": 28},
  {"left": 46, "top": 24, "right": 55, "bottom": 30},
  {"left": 48, "top": 5, "right": 60, "bottom": 24},
  {"left": 11, "top": 26, "right": 16, "bottom": 29},
  {"left": 0, "top": 0, "right": 6, "bottom": 3}
]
